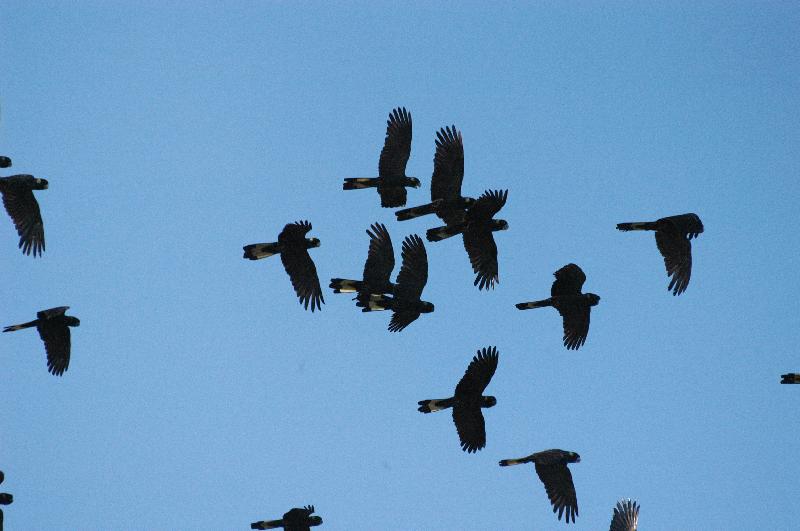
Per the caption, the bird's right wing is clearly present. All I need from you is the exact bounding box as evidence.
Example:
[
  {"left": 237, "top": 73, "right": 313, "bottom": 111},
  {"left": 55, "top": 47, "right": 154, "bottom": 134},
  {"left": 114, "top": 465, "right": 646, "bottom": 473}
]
[
  {"left": 395, "top": 234, "right": 428, "bottom": 301},
  {"left": 378, "top": 107, "right": 412, "bottom": 178},
  {"left": 462, "top": 228, "right": 499, "bottom": 290},
  {"left": 551, "top": 263, "right": 586, "bottom": 297},
  {"left": 1, "top": 183, "right": 45, "bottom": 256},
  {"left": 655, "top": 229, "right": 692, "bottom": 296},
  {"left": 556, "top": 302, "right": 591, "bottom": 350},
  {"left": 452, "top": 403, "right": 486, "bottom": 453},
  {"left": 455, "top": 346, "right": 499, "bottom": 396},
  {"left": 609, "top": 499, "right": 639, "bottom": 531},
  {"left": 38, "top": 321, "right": 71, "bottom": 376},
  {"left": 281, "top": 247, "right": 324, "bottom": 312},
  {"left": 534, "top": 461, "right": 579, "bottom": 524},
  {"left": 36, "top": 306, "right": 69, "bottom": 321},
  {"left": 431, "top": 126, "right": 464, "bottom": 202},
  {"left": 363, "top": 222, "right": 395, "bottom": 289}
]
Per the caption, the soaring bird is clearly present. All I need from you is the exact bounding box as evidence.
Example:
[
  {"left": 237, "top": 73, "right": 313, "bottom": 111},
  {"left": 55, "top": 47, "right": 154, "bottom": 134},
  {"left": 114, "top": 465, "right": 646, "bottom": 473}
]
[
  {"left": 0, "top": 470, "right": 11, "bottom": 531},
  {"left": 395, "top": 125, "right": 474, "bottom": 224},
  {"left": 357, "top": 233, "right": 433, "bottom": 331},
  {"left": 499, "top": 449, "right": 581, "bottom": 524},
  {"left": 781, "top": 373, "right": 800, "bottom": 384},
  {"left": 329, "top": 222, "right": 395, "bottom": 300},
  {"left": 342, "top": 107, "right": 420, "bottom": 207},
  {"left": 243, "top": 221, "right": 324, "bottom": 312},
  {"left": 616, "top": 213, "right": 704, "bottom": 296},
  {"left": 0, "top": 173, "right": 47, "bottom": 256},
  {"left": 609, "top": 499, "right": 639, "bottom": 531},
  {"left": 426, "top": 189, "right": 508, "bottom": 290},
  {"left": 251, "top": 505, "right": 322, "bottom": 530},
  {"left": 516, "top": 264, "right": 600, "bottom": 350},
  {"left": 418, "top": 346, "right": 498, "bottom": 453},
  {"left": 3, "top": 306, "right": 80, "bottom": 376}
]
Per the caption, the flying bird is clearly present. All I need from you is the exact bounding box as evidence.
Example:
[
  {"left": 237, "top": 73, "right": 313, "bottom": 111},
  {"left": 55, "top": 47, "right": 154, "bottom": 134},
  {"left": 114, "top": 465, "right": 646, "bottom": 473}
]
[
  {"left": 0, "top": 173, "right": 47, "bottom": 256},
  {"left": 418, "top": 346, "right": 498, "bottom": 453},
  {"left": 426, "top": 189, "right": 509, "bottom": 290},
  {"left": 342, "top": 107, "right": 420, "bottom": 207},
  {"left": 395, "top": 125, "right": 474, "bottom": 224},
  {"left": 251, "top": 505, "right": 322, "bottom": 530},
  {"left": 616, "top": 213, "right": 704, "bottom": 295},
  {"left": 516, "top": 264, "right": 600, "bottom": 350},
  {"left": 3, "top": 306, "right": 80, "bottom": 376},
  {"left": 357, "top": 233, "right": 433, "bottom": 331},
  {"left": 330, "top": 222, "right": 395, "bottom": 300},
  {"left": 781, "top": 373, "right": 800, "bottom": 384},
  {"left": 243, "top": 221, "right": 324, "bottom": 312},
  {"left": 0, "top": 470, "right": 11, "bottom": 531},
  {"left": 609, "top": 499, "right": 639, "bottom": 531},
  {"left": 0, "top": 156, "right": 10, "bottom": 168},
  {"left": 499, "top": 449, "right": 581, "bottom": 524}
]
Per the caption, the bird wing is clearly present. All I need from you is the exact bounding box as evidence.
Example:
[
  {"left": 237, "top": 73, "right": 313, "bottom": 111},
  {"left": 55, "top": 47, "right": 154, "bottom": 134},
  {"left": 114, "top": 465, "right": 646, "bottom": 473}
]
[
  {"left": 377, "top": 183, "right": 408, "bottom": 208},
  {"left": 551, "top": 263, "right": 585, "bottom": 297},
  {"left": 534, "top": 461, "right": 579, "bottom": 524},
  {"left": 659, "top": 213, "right": 704, "bottom": 238},
  {"left": 38, "top": 320, "right": 71, "bottom": 376},
  {"left": 388, "top": 310, "right": 420, "bottom": 333},
  {"left": 556, "top": 300, "right": 591, "bottom": 350},
  {"left": 431, "top": 126, "right": 464, "bottom": 202},
  {"left": 363, "top": 222, "right": 395, "bottom": 290},
  {"left": 467, "top": 189, "right": 507, "bottom": 221},
  {"left": 280, "top": 246, "right": 324, "bottom": 312},
  {"left": 609, "top": 499, "right": 639, "bottom": 531},
  {"left": 452, "top": 403, "right": 486, "bottom": 453},
  {"left": 395, "top": 234, "right": 428, "bottom": 301},
  {"left": 280, "top": 220, "right": 312, "bottom": 241},
  {"left": 378, "top": 107, "right": 412, "bottom": 178},
  {"left": 36, "top": 306, "right": 69, "bottom": 320},
  {"left": 462, "top": 227, "right": 499, "bottom": 290},
  {"left": 455, "top": 346, "right": 499, "bottom": 397},
  {"left": 1, "top": 183, "right": 45, "bottom": 256},
  {"left": 655, "top": 229, "right": 692, "bottom": 295}
]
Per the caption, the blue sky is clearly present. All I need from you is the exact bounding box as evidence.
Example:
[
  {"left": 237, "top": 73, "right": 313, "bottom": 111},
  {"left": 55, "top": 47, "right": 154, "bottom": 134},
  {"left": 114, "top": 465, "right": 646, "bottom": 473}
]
[{"left": 1, "top": 2, "right": 798, "bottom": 529}]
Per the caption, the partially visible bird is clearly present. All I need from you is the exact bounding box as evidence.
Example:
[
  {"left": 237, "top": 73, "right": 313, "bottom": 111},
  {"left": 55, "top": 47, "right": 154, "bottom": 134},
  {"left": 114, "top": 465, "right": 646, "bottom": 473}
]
[
  {"left": 243, "top": 221, "right": 324, "bottom": 312},
  {"left": 0, "top": 173, "right": 47, "bottom": 256},
  {"left": 780, "top": 373, "right": 800, "bottom": 384},
  {"left": 3, "top": 306, "right": 80, "bottom": 376},
  {"left": 329, "top": 222, "right": 395, "bottom": 299},
  {"left": 609, "top": 499, "right": 639, "bottom": 531},
  {"left": 251, "top": 505, "right": 322, "bottom": 530},
  {"left": 616, "top": 213, "right": 704, "bottom": 296},
  {"left": 0, "top": 156, "right": 10, "bottom": 168},
  {"left": 395, "top": 125, "right": 474, "bottom": 224},
  {"left": 418, "top": 346, "right": 499, "bottom": 453},
  {"left": 426, "top": 189, "right": 509, "bottom": 290},
  {"left": 0, "top": 469, "right": 11, "bottom": 531},
  {"left": 499, "top": 449, "right": 581, "bottom": 524},
  {"left": 343, "top": 107, "right": 420, "bottom": 207},
  {"left": 516, "top": 264, "right": 600, "bottom": 350},
  {"left": 357, "top": 233, "right": 433, "bottom": 331}
]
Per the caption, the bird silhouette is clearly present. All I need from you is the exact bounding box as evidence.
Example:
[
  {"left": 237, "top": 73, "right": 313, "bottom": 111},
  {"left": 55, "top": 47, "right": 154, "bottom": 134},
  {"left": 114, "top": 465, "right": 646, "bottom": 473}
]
[
  {"left": 3, "top": 306, "right": 80, "bottom": 376},
  {"left": 330, "top": 222, "right": 395, "bottom": 300},
  {"left": 251, "top": 505, "right": 322, "bottom": 530},
  {"left": 609, "top": 498, "right": 639, "bottom": 531},
  {"left": 0, "top": 172, "right": 47, "bottom": 256}
]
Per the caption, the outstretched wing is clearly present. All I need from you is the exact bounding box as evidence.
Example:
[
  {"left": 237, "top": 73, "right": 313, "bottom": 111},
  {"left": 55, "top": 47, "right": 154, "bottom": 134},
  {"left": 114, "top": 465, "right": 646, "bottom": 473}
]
[
  {"left": 551, "top": 263, "right": 585, "bottom": 297},
  {"left": 659, "top": 213, "right": 704, "bottom": 239},
  {"left": 431, "top": 126, "right": 464, "bottom": 202},
  {"left": 463, "top": 228, "right": 499, "bottom": 290},
  {"left": 452, "top": 404, "right": 486, "bottom": 453},
  {"left": 37, "top": 306, "right": 69, "bottom": 321},
  {"left": 363, "top": 222, "right": 395, "bottom": 290},
  {"left": 557, "top": 302, "right": 592, "bottom": 350},
  {"left": 451, "top": 347, "right": 498, "bottom": 453},
  {"left": 281, "top": 246, "right": 324, "bottom": 312},
  {"left": 388, "top": 310, "right": 420, "bottom": 333},
  {"left": 1, "top": 183, "right": 45, "bottom": 256},
  {"left": 280, "top": 220, "right": 312, "bottom": 241},
  {"left": 535, "top": 462, "right": 579, "bottom": 524},
  {"left": 455, "top": 346, "right": 499, "bottom": 397},
  {"left": 395, "top": 234, "right": 428, "bottom": 301},
  {"left": 467, "top": 189, "right": 507, "bottom": 221},
  {"left": 378, "top": 107, "right": 412, "bottom": 178},
  {"left": 655, "top": 229, "right": 692, "bottom": 296},
  {"left": 610, "top": 499, "right": 639, "bottom": 531},
  {"left": 38, "top": 320, "right": 71, "bottom": 376}
]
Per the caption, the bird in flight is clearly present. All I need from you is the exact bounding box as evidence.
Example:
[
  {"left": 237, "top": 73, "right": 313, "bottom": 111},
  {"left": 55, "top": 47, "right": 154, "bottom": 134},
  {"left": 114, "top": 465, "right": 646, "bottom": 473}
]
[
  {"left": 0, "top": 171, "right": 47, "bottom": 257},
  {"left": 0, "top": 156, "right": 10, "bottom": 168},
  {"left": 3, "top": 306, "right": 80, "bottom": 376},
  {"left": 357, "top": 233, "right": 433, "bottom": 331},
  {"left": 395, "top": 125, "right": 474, "bottom": 224},
  {"left": 343, "top": 107, "right": 420, "bottom": 207},
  {"left": 251, "top": 505, "right": 322, "bottom": 530},
  {"left": 426, "top": 189, "right": 509, "bottom": 290},
  {"left": 330, "top": 222, "right": 395, "bottom": 301},
  {"left": 781, "top": 373, "right": 800, "bottom": 384},
  {"left": 243, "top": 221, "right": 324, "bottom": 312},
  {"left": 418, "top": 346, "right": 499, "bottom": 453},
  {"left": 0, "top": 470, "right": 12, "bottom": 531},
  {"left": 516, "top": 263, "right": 600, "bottom": 350},
  {"left": 616, "top": 213, "right": 704, "bottom": 295},
  {"left": 609, "top": 499, "right": 639, "bottom": 531},
  {"left": 499, "top": 449, "right": 581, "bottom": 524}
]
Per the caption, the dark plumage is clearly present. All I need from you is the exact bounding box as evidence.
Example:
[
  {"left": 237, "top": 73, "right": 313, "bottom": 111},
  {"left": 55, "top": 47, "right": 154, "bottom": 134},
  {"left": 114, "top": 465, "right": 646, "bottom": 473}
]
[
  {"left": 3, "top": 306, "right": 80, "bottom": 376},
  {"left": 329, "top": 222, "right": 395, "bottom": 300},
  {"left": 357, "top": 234, "right": 433, "bottom": 331},
  {"left": 0, "top": 470, "right": 11, "bottom": 531},
  {"left": 0, "top": 173, "right": 47, "bottom": 256},
  {"left": 418, "top": 346, "right": 499, "bottom": 453},
  {"left": 781, "top": 373, "right": 800, "bottom": 384},
  {"left": 251, "top": 505, "right": 322, "bottom": 530},
  {"left": 243, "top": 221, "right": 324, "bottom": 312},
  {"left": 426, "top": 189, "right": 509, "bottom": 290},
  {"left": 395, "top": 125, "right": 474, "bottom": 224},
  {"left": 516, "top": 264, "right": 600, "bottom": 350},
  {"left": 0, "top": 156, "right": 10, "bottom": 168},
  {"left": 609, "top": 499, "right": 639, "bottom": 531},
  {"left": 499, "top": 449, "right": 581, "bottom": 524},
  {"left": 616, "top": 213, "right": 704, "bottom": 295},
  {"left": 342, "top": 107, "right": 420, "bottom": 207}
]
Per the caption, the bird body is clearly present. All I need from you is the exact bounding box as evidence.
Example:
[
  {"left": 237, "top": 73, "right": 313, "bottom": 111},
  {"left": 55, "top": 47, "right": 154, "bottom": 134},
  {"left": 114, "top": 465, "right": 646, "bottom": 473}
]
[
  {"left": 251, "top": 505, "right": 322, "bottom": 530},
  {"left": 0, "top": 173, "right": 47, "bottom": 256},
  {"left": 3, "top": 306, "right": 80, "bottom": 376}
]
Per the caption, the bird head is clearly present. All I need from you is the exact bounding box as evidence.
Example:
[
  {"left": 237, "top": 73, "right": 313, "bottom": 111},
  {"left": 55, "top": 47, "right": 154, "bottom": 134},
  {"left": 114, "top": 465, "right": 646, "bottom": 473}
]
[
  {"left": 407, "top": 177, "right": 422, "bottom": 188},
  {"left": 491, "top": 219, "right": 509, "bottom": 232},
  {"left": 0, "top": 156, "right": 11, "bottom": 168},
  {"left": 585, "top": 293, "right": 600, "bottom": 306},
  {"left": 569, "top": 451, "right": 581, "bottom": 463},
  {"left": 420, "top": 301, "right": 434, "bottom": 313},
  {"left": 309, "top": 516, "right": 323, "bottom": 526},
  {"left": 0, "top": 493, "right": 12, "bottom": 505},
  {"left": 34, "top": 177, "right": 49, "bottom": 189},
  {"left": 306, "top": 238, "right": 321, "bottom": 248},
  {"left": 483, "top": 395, "right": 497, "bottom": 408},
  {"left": 66, "top": 316, "right": 81, "bottom": 327}
]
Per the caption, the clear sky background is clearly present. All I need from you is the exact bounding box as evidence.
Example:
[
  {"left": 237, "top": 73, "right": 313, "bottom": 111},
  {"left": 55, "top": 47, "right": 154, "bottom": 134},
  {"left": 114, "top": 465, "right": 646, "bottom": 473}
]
[{"left": 1, "top": 2, "right": 798, "bottom": 530}]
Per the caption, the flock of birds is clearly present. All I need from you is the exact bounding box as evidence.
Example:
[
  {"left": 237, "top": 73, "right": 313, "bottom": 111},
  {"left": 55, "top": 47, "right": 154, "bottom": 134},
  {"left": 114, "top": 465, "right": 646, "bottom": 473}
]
[{"left": 0, "top": 106, "right": 793, "bottom": 530}]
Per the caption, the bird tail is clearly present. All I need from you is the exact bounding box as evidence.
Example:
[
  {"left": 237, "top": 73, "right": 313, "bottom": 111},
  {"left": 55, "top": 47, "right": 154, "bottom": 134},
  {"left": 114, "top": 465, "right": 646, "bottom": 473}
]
[
  {"left": 329, "top": 278, "right": 363, "bottom": 294},
  {"left": 781, "top": 373, "right": 800, "bottom": 384},
  {"left": 3, "top": 320, "right": 37, "bottom": 332},
  {"left": 243, "top": 242, "right": 280, "bottom": 260},
  {"left": 250, "top": 519, "right": 284, "bottom": 529},
  {"left": 357, "top": 294, "right": 392, "bottom": 312},
  {"left": 499, "top": 457, "right": 531, "bottom": 466},
  {"left": 616, "top": 221, "right": 658, "bottom": 231},
  {"left": 426, "top": 223, "right": 465, "bottom": 242},
  {"left": 417, "top": 397, "right": 455, "bottom": 413},
  {"left": 395, "top": 200, "right": 441, "bottom": 221},
  {"left": 515, "top": 299, "right": 552, "bottom": 310},
  {"left": 343, "top": 177, "right": 380, "bottom": 190}
]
